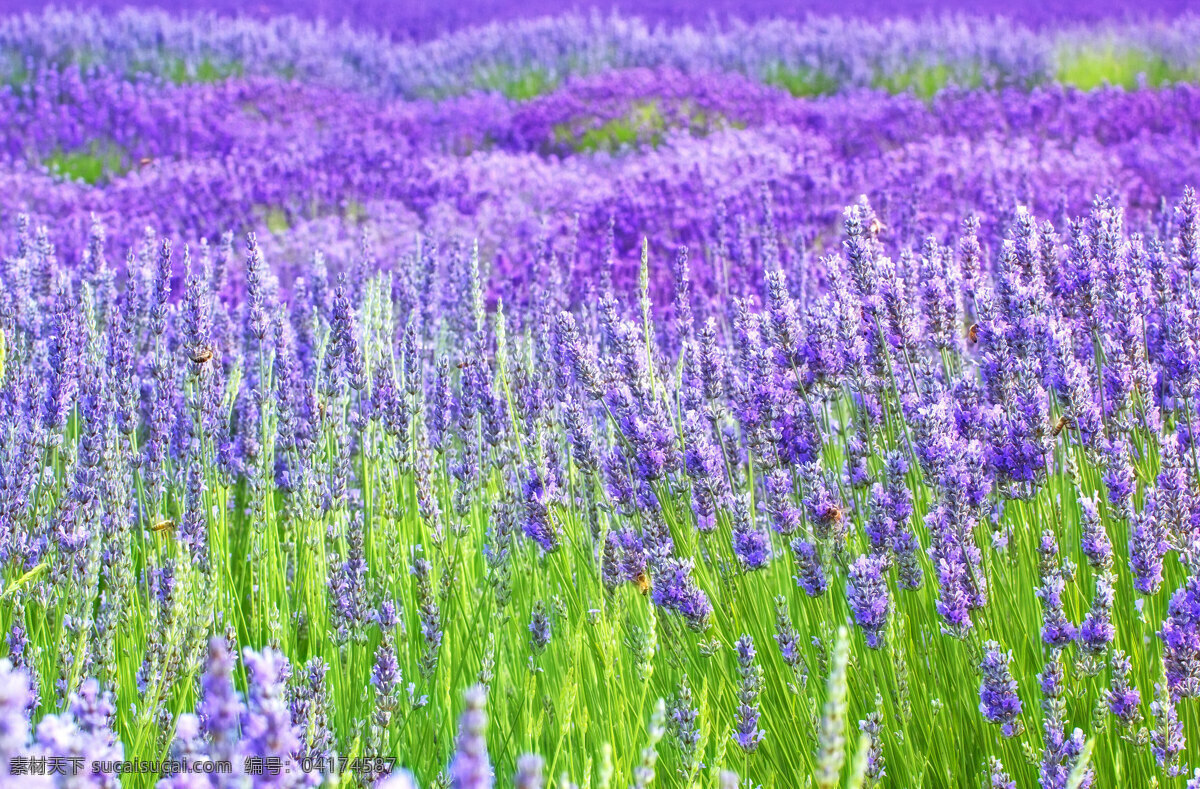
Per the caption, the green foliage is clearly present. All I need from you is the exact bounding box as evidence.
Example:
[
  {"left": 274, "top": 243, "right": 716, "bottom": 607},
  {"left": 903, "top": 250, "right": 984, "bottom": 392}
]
[
  {"left": 575, "top": 103, "right": 664, "bottom": 152},
  {"left": 553, "top": 101, "right": 737, "bottom": 154},
  {"left": 476, "top": 65, "right": 559, "bottom": 100},
  {"left": 0, "top": 53, "right": 29, "bottom": 88},
  {"left": 43, "top": 143, "right": 128, "bottom": 184},
  {"left": 264, "top": 206, "right": 290, "bottom": 234},
  {"left": 763, "top": 63, "right": 842, "bottom": 98},
  {"left": 763, "top": 60, "right": 986, "bottom": 101},
  {"left": 872, "top": 61, "right": 982, "bottom": 99},
  {"left": 0, "top": 46, "right": 242, "bottom": 85},
  {"left": 166, "top": 56, "right": 244, "bottom": 85},
  {"left": 1055, "top": 44, "right": 1193, "bottom": 90},
  {"left": 344, "top": 200, "right": 368, "bottom": 224}
]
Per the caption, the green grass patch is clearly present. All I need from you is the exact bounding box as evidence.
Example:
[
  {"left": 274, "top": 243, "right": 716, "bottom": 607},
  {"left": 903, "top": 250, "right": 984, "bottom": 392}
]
[
  {"left": 580, "top": 103, "right": 663, "bottom": 151},
  {"left": 763, "top": 63, "right": 842, "bottom": 97},
  {"left": 474, "top": 65, "right": 558, "bottom": 100},
  {"left": 0, "top": 47, "right": 242, "bottom": 87},
  {"left": 553, "top": 101, "right": 668, "bottom": 153},
  {"left": 166, "top": 56, "right": 244, "bottom": 85},
  {"left": 0, "top": 53, "right": 30, "bottom": 88},
  {"left": 263, "top": 206, "right": 290, "bottom": 235},
  {"left": 552, "top": 101, "right": 743, "bottom": 154},
  {"left": 344, "top": 200, "right": 368, "bottom": 224},
  {"left": 43, "top": 142, "right": 128, "bottom": 185},
  {"left": 763, "top": 60, "right": 983, "bottom": 101},
  {"left": 1055, "top": 43, "right": 1192, "bottom": 90},
  {"left": 872, "top": 62, "right": 982, "bottom": 99}
]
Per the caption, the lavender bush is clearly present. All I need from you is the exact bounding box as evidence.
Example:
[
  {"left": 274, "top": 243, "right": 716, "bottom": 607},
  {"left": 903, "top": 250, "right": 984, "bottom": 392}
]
[{"left": 0, "top": 2, "right": 1198, "bottom": 788}]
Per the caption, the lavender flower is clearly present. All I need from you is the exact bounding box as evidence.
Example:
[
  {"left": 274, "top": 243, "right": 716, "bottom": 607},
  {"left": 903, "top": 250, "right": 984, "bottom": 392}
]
[
  {"left": 847, "top": 554, "right": 889, "bottom": 649},
  {"left": 1157, "top": 434, "right": 1192, "bottom": 543},
  {"left": 241, "top": 647, "right": 305, "bottom": 787},
  {"left": 529, "top": 601, "right": 552, "bottom": 654},
  {"left": 555, "top": 312, "right": 603, "bottom": 398},
  {"left": 371, "top": 638, "right": 402, "bottom": 733},
  {"left": 1078, "top": 493, "right": 1112, "bottom": 569},
  {"left": 1101, "top": 437, "right": 1136, "bottom": 517},
  {"left": 514, "top": 754, "right": 545, "bottom": 789},
  {"left": 522, "top": 464, "right": 560, "bottom": 554},
  {"left": 1106, "top": 651, "right": 1141, "bottom": 726},
  {"left": 1129, "top": 490, "right": 1169, "bottom": 596},
  {"left": 1161, "top": 574, "right": 1200, "bottom": 698},
  {"left": 668, "top": 676, "right": 702, "bottom": 782},
  {"left": 683, "top": 410, "right": 727, "bottom": 533},
  {"left": 1037, "top": 531, "right": 1077, "bottom": 649},
  {"left": 773, "top": 596, "right": 802, "bottom": 670},
  {"left": 979, "top": 641, "right": 1022, "bottom": 737},
  {"left": 731, "top": 496, "right": 771, "bottom": 570},
  {"left": 411, "top": 550, "right": 442, "bottom": 679},
  {"left": 36, "top": 683, "right": 123, "bottom": 789},
  {"left": 927, "top": 504, "right": 979, "bottom": 637},
  {"left": 988, "top": 757, "right": 1016, "bottom": 789},
  {"left": 650, "top": 557, "right": 712, "bottom": 631},
  {"left": 1079, "top": 570, "right": 1116, "bottom": 655},
  {"left": 564, "top": 397, "right": 601, "bottom": 475},
  {"left": 449, "top": 685, "right": 492, "bottom": 789},
  {"left": 199, "top": 637, "right": 242, "bottom": 766},
  {"left": 0, "top": 660, "right": 37, "bottom": 772},
  {"left": 792, "top": 537, "right": 828, "bottom": 598},
  {"left": 764, "top": 468, "right": 801, "bottom": 536},
  {"left": 858, "top": 696, "right": 885, "bottom": 785},
  {"left": 698, "top": 319, "right": 725, "bottom": 402},
  {"left": 765, "top": 268, "right": 802, "bottom": 365},
  {"left": 732, "top": 635, "right": 765, "bottom": 753},
  {"left": 1150, "top": 682, "right": 1186, "bottom": 776},
  {"left": 291, "top": 658, "right": 333, "bottom": 763},
  {"left": 1177, "top": 185, "right": 1199, "bottom": 272},
  {"left": 244, "top": 233, "right": 269, "bottom": 344},
  {"left": 802, "top": 462, "right": 846, "bottom": 543}
]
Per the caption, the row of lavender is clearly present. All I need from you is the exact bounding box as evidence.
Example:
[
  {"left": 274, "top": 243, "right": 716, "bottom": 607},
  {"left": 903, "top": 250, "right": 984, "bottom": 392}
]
[
  {"left": 4, "top": 0, "right": 1194, "bottom": 39},
  {"left": 3, "top": 8, "right": 1200, "bottom": 100},
  {"left": 7, "top": 64, "right": 1200, "bottom": 315}
]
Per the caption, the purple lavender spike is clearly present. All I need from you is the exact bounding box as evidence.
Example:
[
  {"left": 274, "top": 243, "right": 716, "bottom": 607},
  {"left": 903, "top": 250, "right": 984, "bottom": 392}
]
[
  {"left": 449, "top": 685, "right": 493, "bottom": 789},
  {"left": 979, "top": 641, "right": 1022, "bottom": 737},
  {"left": 846, "top": 554, "right": 889, "bottom": 649}
]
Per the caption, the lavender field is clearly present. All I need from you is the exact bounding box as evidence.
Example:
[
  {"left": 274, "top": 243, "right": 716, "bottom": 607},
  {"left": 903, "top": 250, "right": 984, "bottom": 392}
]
[{"left": 1, "top": 0, "right": 1200, "bottom": 787}]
